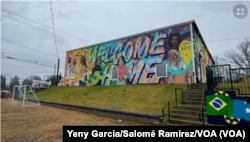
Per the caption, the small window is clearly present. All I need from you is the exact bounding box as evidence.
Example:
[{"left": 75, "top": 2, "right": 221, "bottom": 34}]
[
  {"left": 112, "top": 70, "right": 118, "bottom": 80},
  {"left": 82, "top": 74, "right": 87, "bottom": 81},
  {"left": 155, "top": 64, "right": 167, "bottom": 78}
]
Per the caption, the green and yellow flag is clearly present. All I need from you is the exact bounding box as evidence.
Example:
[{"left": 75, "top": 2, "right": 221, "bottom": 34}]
[{"left": 206, "top": 95, "right": 229, "bottom": 115}]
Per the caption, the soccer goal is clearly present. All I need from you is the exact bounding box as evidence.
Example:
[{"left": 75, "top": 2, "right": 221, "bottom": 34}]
[{"left": 12, "top": 85, "right": 40, "bottom": 106}]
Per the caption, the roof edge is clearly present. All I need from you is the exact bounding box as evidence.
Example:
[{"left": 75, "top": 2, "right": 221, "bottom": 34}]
[{"left": 192, "top": 22, "right": 215, "bottom": 64}]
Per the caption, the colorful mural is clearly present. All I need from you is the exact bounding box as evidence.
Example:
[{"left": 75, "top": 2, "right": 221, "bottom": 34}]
[
  {"left": 64, "top": 24, "right": 194, "bottom": 86},
  {"left": 205, "top": 90, "right": 250, "bottom": 126},
  {"left": 193, "top": 27, "right": 213, "bottom": 83},
  {"left": 192, "top": 29, "right": 201, "bottom": 83}
]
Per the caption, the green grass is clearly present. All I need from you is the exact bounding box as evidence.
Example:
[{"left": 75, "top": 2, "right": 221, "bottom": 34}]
[{"left": 26, "top": 84, "right": 190, "bottom": 116}]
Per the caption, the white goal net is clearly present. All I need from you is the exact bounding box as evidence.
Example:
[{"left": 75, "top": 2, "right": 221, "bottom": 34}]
[{"left": 12, "top": 85, "right": 40, "bottom": 106}]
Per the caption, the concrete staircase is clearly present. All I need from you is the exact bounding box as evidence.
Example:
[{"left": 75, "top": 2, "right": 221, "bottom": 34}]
[{"left": 167, "top": 83, "right": 208, "bottom": 126}]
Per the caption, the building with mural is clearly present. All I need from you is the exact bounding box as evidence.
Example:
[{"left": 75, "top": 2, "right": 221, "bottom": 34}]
[{"left": 63, "top": 20, "right": 215, "bottom": 86}]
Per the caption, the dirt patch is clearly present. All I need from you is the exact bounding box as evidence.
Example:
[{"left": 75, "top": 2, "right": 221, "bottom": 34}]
[{"left": 1, "top": 98, "right": 149, "bottom": 142}]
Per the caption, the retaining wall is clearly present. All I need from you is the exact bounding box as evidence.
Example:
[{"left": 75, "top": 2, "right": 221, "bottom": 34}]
[{"left": 27, "top": 99, "right": 160, "bottom": 125}]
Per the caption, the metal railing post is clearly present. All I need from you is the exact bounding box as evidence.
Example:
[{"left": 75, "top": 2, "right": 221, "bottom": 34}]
[
  {"left": 229, "top": 65, "right": 233, "bottom": 90},
  {"left": 175, "top": 88, "right": 177, "bottom": 106},
  {"left": 199, "top": 87, "right": 205, "bottom": 126},
  {"left": 168, "top": 103, "right": 170, "bottom": 124},
  {"left": 182, "top": 88, "right": 183, "bottom": 104},
  {"left": 202, "top": 105, "right": 204, "bottom": 126}
]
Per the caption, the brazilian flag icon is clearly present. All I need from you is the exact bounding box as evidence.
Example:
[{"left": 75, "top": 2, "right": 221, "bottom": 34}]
[{"left": 206, "top": 95, "right": 229, "bottom": 115}]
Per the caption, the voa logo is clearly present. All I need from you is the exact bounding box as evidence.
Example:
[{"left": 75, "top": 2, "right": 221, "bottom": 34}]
[
  {"left": 221, "top": 130, "right": 243, "bottom": 137},
  {"left": 196, "top": 130, "right": 217, "bottom": 137}
]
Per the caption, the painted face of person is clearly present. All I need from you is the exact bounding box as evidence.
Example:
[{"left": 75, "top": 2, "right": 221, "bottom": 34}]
[
  {"left": 171, "top": 36, "right": 179, "bottom": 48},
  {"left": 118, "top": 58, "right": 124, "bottom": 67},
  {"left": 169, "top": 52, "right": 178, "bottom": 62},
  {"left": 97, "top": 57, "right": 102, "bottom": 65}
]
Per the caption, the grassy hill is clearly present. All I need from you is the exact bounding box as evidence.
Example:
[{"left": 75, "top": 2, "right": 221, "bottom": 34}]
[{"left": 28, "top": 84, "right": 190, "bottom": 116}]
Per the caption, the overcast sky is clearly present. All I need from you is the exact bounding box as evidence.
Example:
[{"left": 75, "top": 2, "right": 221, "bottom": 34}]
[{"left": 1, "top": 1, "right": 250, "bottom": 82}]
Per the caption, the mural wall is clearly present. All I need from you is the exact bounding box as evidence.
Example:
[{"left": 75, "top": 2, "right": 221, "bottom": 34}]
[
  {"left": 205, "top": 90, "right": 250, "bottom": 126},
  {"left": 193, "top": 27, "right": 213, "bottom": 83},
  {"left": 192, "top": 28, "right": 201, "bottom": 83},
  {"left": 64, "top": 24, "right": 194, "bottom": 86}
]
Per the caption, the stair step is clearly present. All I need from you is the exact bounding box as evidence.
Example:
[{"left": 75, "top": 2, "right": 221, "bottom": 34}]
[
  {"left": 187, "top": 88, "right": 204, "bottom": 90},
  {"left": 185, "top": 92, "right": 203, "bottom": 95},
  {"left": 183, "top": 100, "right": 205, "bottom": 105},
  {"left": 184, "top": 94, "right": 203, "bottom": 97},
  {"left": 186, "top": 89, "right": 204, "bottom": 92},
  {"left": 175, "top": 105, "right": 206, "bottom": 111},
  {"left": 171, "top": 114, "right": 207, "bottom": 121},
  {"left": 170, "top": 118, "right": 207, "bottom": 126},
  {"left": 192, "top": 87, "right": 206, "bottom": 89},
  {"left": 172, "top": 109, "right": 207, "bottom": 116},
  {"left": 164, "top": 123, "right": 181, "bottom": 126},
  {"left": 207, "top": 123, "right": 224, "bottom": 126},
  {"left": 183, "top": 97, "right": 205, "bottom": 101},
  {"left": 179, "top": 104, "right": 206, "bottom": 108},
  {"left": 184, "top": 98, "right": 206, "bottom": 101}
]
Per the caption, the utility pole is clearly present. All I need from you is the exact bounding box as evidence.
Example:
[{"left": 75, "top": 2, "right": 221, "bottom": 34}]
[
  {"left": 54, "top": 64, "right": 56, "bottom": 86},
  {"left": 56, "top": 58, "right": 60, "bottom": 86}
]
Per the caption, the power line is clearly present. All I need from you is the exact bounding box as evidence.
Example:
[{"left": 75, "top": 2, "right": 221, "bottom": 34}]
[
  {"left": 2, "top": 38, "right": 66, "bottom": 53},
  {"left": 1, "top": 38, "right": 65, "bottom": 59},
  {"left": 2, "top": 9, "right": 248, "bottom": 45},
  {"left": 49, "top": 1, "right": 59, "bottom": 58},
  {"left": 1, "top": 49, "right": 66, "bottom": 61},
  {"left": 1, "top": 55, "right": 63, "bottom": 67},
  {"left": 1, "top": 38, "right": 66, "bottom": 53},
  {"left": 1, "top": 52, "right": 65, "bottom": 66},
  {"left": 205, "top": 37, "right": 250, "bottom": 42},
  {"left": 1, "top": 56, "right": 65, "bottom": 69},
  {"left": 1, "top": 8, "right": 92, "bottom": 44},
  {"left": 1, "top": 15, "right": 91, "bottom": 45}
]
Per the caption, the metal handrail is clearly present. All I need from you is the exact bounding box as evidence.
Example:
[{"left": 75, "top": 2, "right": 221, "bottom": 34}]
[
  {"left": 162, "top": 75, "right": 191, "bottom": 124},
  {"left": 199, "top": 87, "right": 206, "bottom": 126}
]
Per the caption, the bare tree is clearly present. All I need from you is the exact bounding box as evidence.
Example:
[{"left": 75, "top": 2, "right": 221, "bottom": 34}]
[
  {"left": 211, "top": 54, "right": 231, "bottom": 82},
  {"left": 225, "top": 38, "right": 250, "bottom": 81},
  {"left": 213, "top": 54, "right": 227, "bottom": 65},
  {"left": 225, "top": 38, "right": 250, "bottom": 69},
  {"left": 28, "top": 75, "right": 42, "bottom": 81}
]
